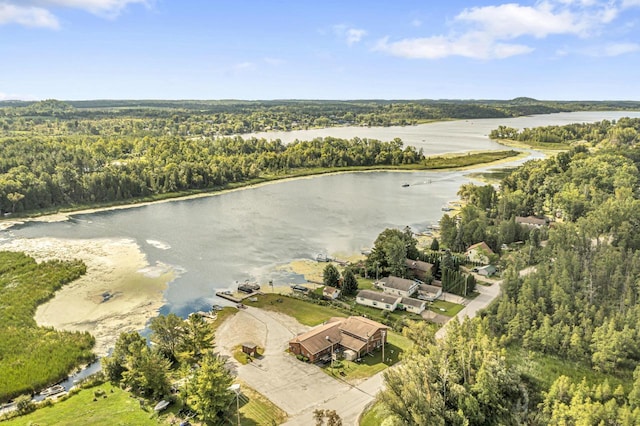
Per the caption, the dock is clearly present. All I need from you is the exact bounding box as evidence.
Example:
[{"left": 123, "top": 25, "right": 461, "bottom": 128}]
[{"left": 216, "top": 290, "right": 262, "bottom": 303}]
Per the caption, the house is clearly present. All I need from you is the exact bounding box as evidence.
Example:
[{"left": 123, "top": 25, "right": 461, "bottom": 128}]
[
  {"left": 476, "top": 265, "right": 497, "bottom": 277},
  {"left": 289, "top": 316, "right": 389, "bottom": 363},
  {"left": 465, "top": 242, "right": 495, "bottom": 264},
  {"left": 417, "top": 284, "right": 443, "bottom": 302},
  {"left": 405, "top": 259, "right": 434, "bottom": 281},
  {"left": 356, "top": 290, "right": 401, "bottom": 311},
  {"left": 400, "top": 297, "right": 427, "bottom": 314},
  {"left": 323, "top": 286, "right": 340, "bottom": 300},
  {"left": 515, "top": 216, "right": 548, "bottom": 228},
  {"left": 375, "top": 276, "right": 419, "bottom": 298}
]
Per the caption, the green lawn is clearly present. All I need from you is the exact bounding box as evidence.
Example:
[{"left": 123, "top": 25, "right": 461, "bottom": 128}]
[
  {"left": 232, "top": 384, "right": 288, "bottom": 426},
  {"left": 3, "top": 382, "right": 168, "bottom": 426},
  {"left": 323, "top": 331, "right": 413, "bottom": 383},
  {"left": 356, "top": 277, "right": 376, "bottom": 290},
  {"left": 360, "top": 401, "right": 388, "bottom": 426},
  {"left": 429, "top": 300, "right": 465, "bottom": 317},
  {"left": 243, "top": 293, "right": 346, "bottom": 326},
  {"left": 211, "top": 306, "right": 239, "bottom": 331}
]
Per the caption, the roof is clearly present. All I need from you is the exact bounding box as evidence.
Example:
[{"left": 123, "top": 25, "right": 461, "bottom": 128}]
[
  {"left": 339, "top": 316, "right": 388, "bottom": 339},
  {"left": 323, "top": 286, "right": 340, "bottom": 296},
  {"left": 378, "top": 276, "right": 418, "bottom": 292},
  {"left": 289, "top": 316, "right": 388, "bottom": 356},
  {"left": 478, "top": 265, "right": 497, "bottom": 274},
  {"left": 357, "top": 290, "right": 401, "bottom": 305},
  {"left": 515, "top": 216, "right": 547, "bottom": 226},
  {"left": 290, "top": 321, "right": 342, "bottom": 355},
  {"left": 400, "top": 297, "right": 426, "bottom": 308},
  {"left": 465, "top": 241, "right": 494, "bottom": 255},
  {"left": 405, "top": 259, "right": 434, "bottom": 272},
  {"left": 418, "top": 284, "right": 442, "bottom": 295}
]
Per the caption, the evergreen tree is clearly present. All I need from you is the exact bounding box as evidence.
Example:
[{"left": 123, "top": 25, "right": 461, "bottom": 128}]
[
  {"left": 341, "top": 269, "right": 358, "bottom": 296},
  {"left": 186, "top": 353, "right": 234, "bottom": 423},
  {"left": 323, "top": 263, "right": 341, "bottom": 288}
]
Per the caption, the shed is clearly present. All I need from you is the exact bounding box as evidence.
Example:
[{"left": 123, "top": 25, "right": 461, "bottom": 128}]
[{"left": 242, "top": 343, "right": 258, "bottom": 357}]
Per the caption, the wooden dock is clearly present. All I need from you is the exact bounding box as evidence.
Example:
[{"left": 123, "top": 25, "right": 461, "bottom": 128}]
[{"left": 215, "top": 290, "right": 262, "bottom": 303}]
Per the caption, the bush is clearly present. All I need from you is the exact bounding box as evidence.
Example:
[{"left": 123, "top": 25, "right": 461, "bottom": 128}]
[{"left": 15, "top": 394, "right": 35, "bottom": 415}]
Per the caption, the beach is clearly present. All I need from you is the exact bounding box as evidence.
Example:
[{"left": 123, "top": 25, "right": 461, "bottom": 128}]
[{"left": 0, "top": 237, "right": 173, "bottom": 356}]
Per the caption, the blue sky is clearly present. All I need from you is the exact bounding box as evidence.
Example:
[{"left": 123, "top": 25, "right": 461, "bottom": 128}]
[{"left": 1, "top": 0, "right": 639, "bottom": 100}]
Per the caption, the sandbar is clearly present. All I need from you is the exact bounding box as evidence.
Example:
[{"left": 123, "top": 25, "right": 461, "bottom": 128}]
[{"left": 0, "top": 237, "right": 173, "bottom": 356}]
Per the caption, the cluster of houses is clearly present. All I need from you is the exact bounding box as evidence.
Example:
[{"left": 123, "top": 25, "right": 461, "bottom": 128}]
[{"left": 354, "top": 258, "right": 442, "bottom": 315}]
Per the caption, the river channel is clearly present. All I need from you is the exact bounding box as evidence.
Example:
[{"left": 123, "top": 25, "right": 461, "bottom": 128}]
[{"left": 3, "top": 111, "right": 640, "bottom": 316}]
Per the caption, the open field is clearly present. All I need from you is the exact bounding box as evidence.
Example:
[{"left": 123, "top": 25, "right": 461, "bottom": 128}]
[{"left": 242, "top": 293, "right": 346, "bottom": 326}]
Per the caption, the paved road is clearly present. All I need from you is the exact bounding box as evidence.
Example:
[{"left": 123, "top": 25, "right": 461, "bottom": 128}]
[{"left": 225, "top": 268, "right": 538, "bottom": 425}]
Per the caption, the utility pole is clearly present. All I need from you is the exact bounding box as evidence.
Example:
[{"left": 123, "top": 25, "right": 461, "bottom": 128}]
[{"left": 381, "top": 330, "right": 386, "bottom": 363}]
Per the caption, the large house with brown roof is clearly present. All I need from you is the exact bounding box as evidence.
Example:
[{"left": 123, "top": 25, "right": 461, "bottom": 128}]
[
  {"left": 289, "top": 316, "right": 389, "bottom": 363},
  {"left": 405, "top": 258, "right": 434, "bottom": 281}
]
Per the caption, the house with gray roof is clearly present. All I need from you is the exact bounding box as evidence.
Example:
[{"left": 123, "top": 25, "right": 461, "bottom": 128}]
[
  {"left": 375, "top": 275, "right": 419, "bottom": 298},
  {"left": 356, "top": 289, "right": 401, "bottom": 311}
]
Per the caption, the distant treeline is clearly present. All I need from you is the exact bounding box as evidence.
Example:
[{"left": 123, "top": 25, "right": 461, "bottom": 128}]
[
  {"left": 2, "top": 98, "right": 640, "bottom": 135},
  {"left": 490, "top": 117, "right": 640, "bottom": 146}
]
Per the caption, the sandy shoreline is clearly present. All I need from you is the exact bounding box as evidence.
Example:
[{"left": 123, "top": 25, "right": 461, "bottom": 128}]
[{"left": 0, "top": 237, "right": 173, "bottom": 357}]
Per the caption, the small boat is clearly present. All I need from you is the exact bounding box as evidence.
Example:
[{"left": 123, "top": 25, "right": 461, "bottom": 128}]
[
  {"left": 402, "top": 183, "right": 410, "bottom": 187},
  {"left": 154, "top": 400, "right": 171, "bottom": 411},
  {"left": 40, "top": 384, "right": 65, "bottom": 397}
]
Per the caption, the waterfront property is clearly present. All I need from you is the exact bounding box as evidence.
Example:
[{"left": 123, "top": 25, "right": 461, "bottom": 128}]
[
  {"left": 405, "top": 259, "right": 434, "bottom": 281},
  {"left": 323, "top": 286, "right": 340, "bottom": 300},
  {"left": 356, "top": 290, "right": 401, "bottom": 311},
  {"left": 375, "top": 276, "right": 419, "bottom": 298},
  {"left": 399, "top": 297, "right": 426, "bottom": 314},
  {"left": 289, "top": 316, "right": 388, "bottom": 363},
  {"left": 515, "top": 215, "right": 549, "bottom": 228},
  {"left": 417, "top": 283, "right": 443, "bottom": 302},
  {"left": 465, "top": 242, "right": 494, "bottom": 264}
]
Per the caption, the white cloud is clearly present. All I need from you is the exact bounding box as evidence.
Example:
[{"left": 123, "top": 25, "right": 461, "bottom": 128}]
[
  {"left": 36, "top": 0, "right": 150, "bottom": 17},
  {"left": 375, "top": 1, "right": 632, "bottom": 60},
  {"left": 333, "top": 24, "right": 367, "bottom": 45},
  {"left": 0, "top": 3, "right": 59, "bottom": 28},
  {"left": 622, "top": 0, "right": 640, "bottom": 8},
  {"left": 375, "top": 33, "right": 533, "bottom": 60},
  {"left": 601, "top": 42, "right": 640, "bottom": 56},
  {"left": 0, "top": 0, "right": 149, "bottom": 28}
]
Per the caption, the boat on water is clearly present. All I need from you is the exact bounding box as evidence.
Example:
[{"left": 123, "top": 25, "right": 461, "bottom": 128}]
[
  {"left": 402, "top": 183, "right": 410, "bottom": 187},
  {"left": 40, "top": 384, "right": 65, "bottom": 397}
]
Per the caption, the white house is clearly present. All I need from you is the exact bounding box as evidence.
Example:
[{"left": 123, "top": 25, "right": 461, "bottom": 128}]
[
  {"left": 375, "top": 276, "right": 419, "bottom": 298},
  {"left": 356, "top": 290, "right": 401, "bottom": 311},
  {"left": 323, "top": 286, "right": 340, "bottom": 299},
  {"left": 400, "top": 297, "right": 426, "bottom": 314},
  {"left": 417, "top": 284, "right": 443, "bottom": 302},
  {"left": 465, "top": 242, "right": 495, "bottom": 264}
]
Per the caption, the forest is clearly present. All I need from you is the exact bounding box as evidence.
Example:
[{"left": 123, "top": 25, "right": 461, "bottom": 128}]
[
  {"left": 0, "top": 99, "right": 524, "bottom": 216},
  {"left": 375, "top": 120, "right": 640, "bottom": 424}
]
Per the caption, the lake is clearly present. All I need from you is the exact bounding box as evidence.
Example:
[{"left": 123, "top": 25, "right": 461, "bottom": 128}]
[{"left": 3, "top": 111, "right": 640, "bottom": 316}]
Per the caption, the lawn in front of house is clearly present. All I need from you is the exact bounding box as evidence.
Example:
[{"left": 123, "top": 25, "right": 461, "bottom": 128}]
[
  {"left": 3, "top": 382, "right": 169, "bottom": 426},
  {"left": 243, "top": 293, "right": 346, "bottom": 326},
  {"left": 360, "top": 401, "right": 389, "bottom": 426},
  {"left": 234, "top": 382, "right": 288, "bottom": 426},
  {"left": 322, "top": 331, "right": 413, "bottom": 383},
  {"left": 429, "top": 299, "right": 464, "bottom": 317}
]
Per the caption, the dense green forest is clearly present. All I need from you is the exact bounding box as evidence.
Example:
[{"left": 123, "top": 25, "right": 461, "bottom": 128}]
[
  {"left": 490, "top": 116, "right": 640, "bottom": 146},
  {"left": 375, "top": 120, "right": 640, "bottom": 424},
  {"left": 0, "top": 252, "right": 94, "bottom": 402},
  {"left": 0, "top": 99, "right": 524, "bottom": 216}
]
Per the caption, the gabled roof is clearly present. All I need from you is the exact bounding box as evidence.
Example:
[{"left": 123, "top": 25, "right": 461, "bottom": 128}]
[
  {"left": 465, "top": 241, "right": 494, "bottom": 255},
  {"left": 478, "top": 265, "right": 497, "bottom": 274},
  {"left": 400, "top": 297, "right": 426, "bottom": 308},
  {"left": 405, "top": 259, "right": 434, "bottom": 272},
  {"left": 290, "top": 321, "right": 342, "bottom": 355},
  {"left": 323, "top": 286, "right": 340, "bottom": 296},
  {"left": 378, "top": 276, "right": 418, "bottom": 292},
  {"left": 357, "top": 290, "right": 401, "bottom": 305},
  {"left": 289, "top": 316, "right": 388, "bottom": 356},
  {"left": 339, "top": 316, "right": 388, "bottom": 340},
  {"left": 418, "top": 284, "right": 442, "bottom": 295}
]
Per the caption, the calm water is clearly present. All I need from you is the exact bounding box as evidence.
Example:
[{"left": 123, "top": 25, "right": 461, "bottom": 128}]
[{"left": 3, "top": 111, "right": 640, "bottom": 316}]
